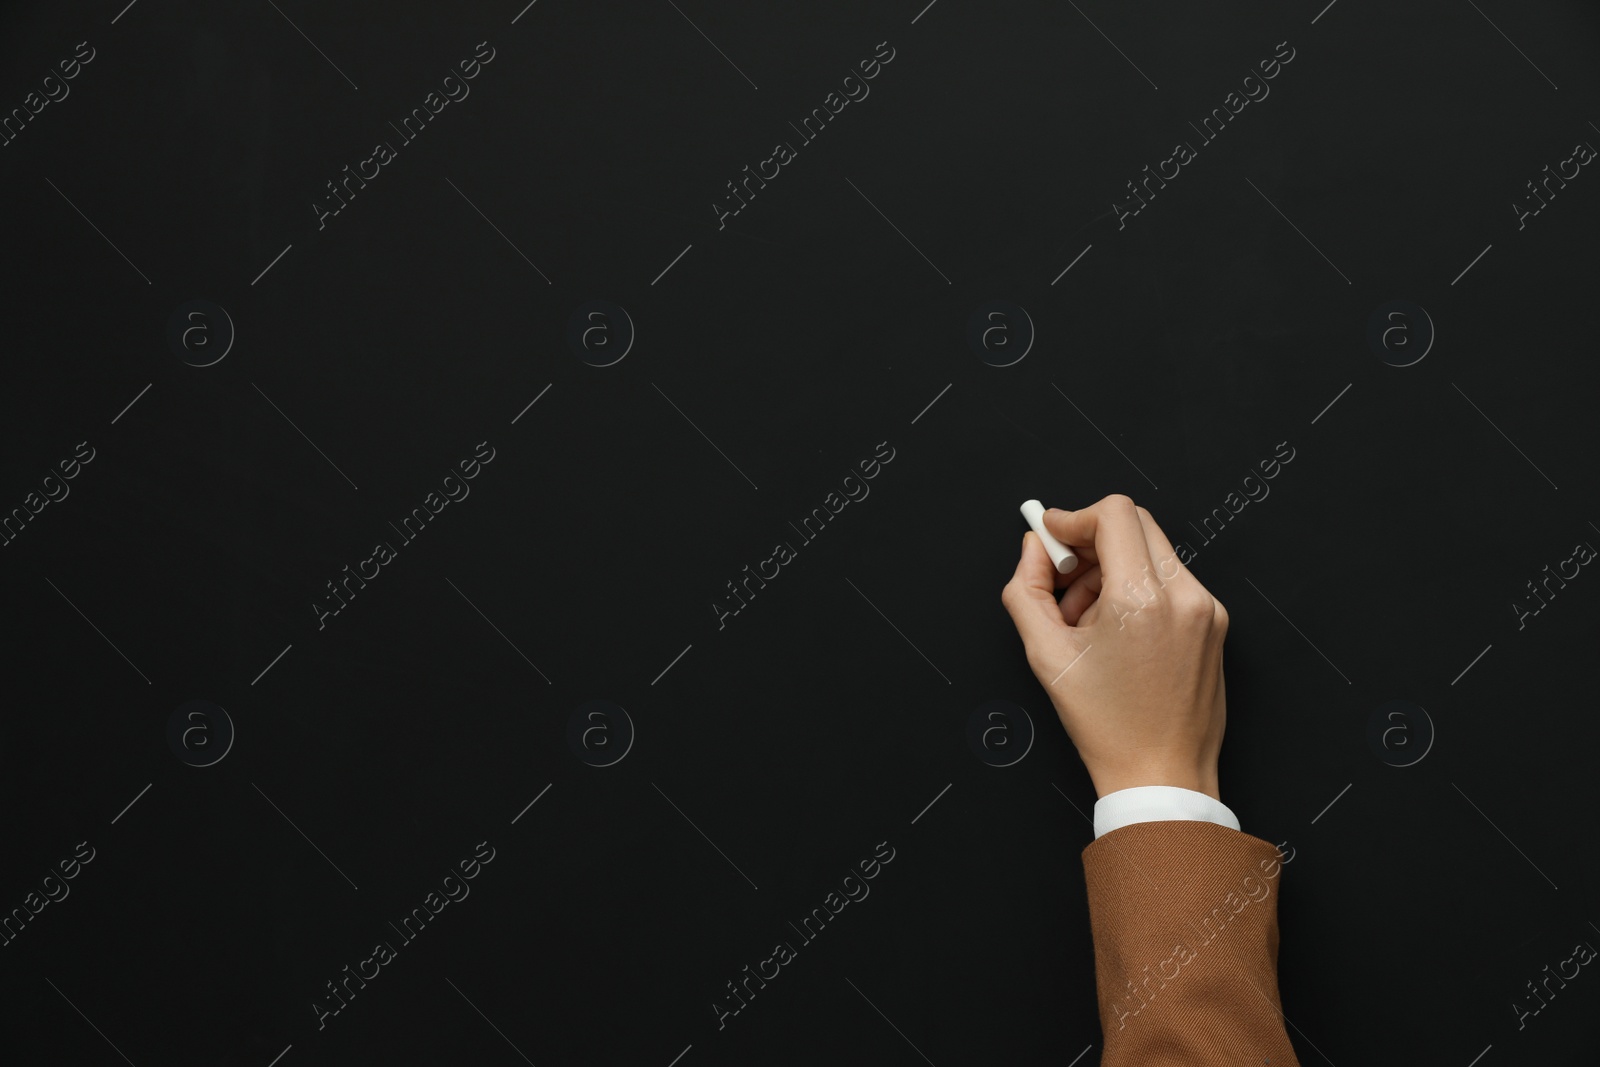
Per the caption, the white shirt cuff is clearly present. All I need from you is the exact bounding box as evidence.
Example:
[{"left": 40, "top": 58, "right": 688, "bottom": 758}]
[{"left": 1093, "top": 785, "right": 1240, "bottom": 838}]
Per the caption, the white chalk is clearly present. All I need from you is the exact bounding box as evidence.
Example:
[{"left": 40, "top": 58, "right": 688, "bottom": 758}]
[{"left": 1020, "top": 499, "right": 1079, "bottom": 575}]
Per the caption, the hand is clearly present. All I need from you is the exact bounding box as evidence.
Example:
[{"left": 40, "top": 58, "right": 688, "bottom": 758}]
[{"left": 999, "top": 494, "right": 1229, "bottom": 801}]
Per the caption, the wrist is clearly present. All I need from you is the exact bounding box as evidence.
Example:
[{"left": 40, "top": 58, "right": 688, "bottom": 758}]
[{"left": 1091, "top": 764, "right": 1221, "bottom": 803}]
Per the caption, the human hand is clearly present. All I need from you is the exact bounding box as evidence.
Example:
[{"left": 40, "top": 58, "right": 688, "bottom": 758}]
[{"left": 999, "top": 494, "right": 1229, "bottom": 801}]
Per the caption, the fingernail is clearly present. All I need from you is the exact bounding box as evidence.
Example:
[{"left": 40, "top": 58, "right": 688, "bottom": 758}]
[{"left": 1045, "top": 507, "right": 1066, "bottom": 518}]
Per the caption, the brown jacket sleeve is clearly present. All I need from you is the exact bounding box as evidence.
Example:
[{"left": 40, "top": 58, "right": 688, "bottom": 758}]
[{"left": 1081, "top": 820, "right": 1301, "bottom": 1066}]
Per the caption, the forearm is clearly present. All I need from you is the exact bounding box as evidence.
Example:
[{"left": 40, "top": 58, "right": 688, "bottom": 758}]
[{"left": 1081, "top": 820, "right": 1302, "bottom": 1066}]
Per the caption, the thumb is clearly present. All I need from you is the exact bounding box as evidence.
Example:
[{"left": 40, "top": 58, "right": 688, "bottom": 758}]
[{"left": 1001, "top": 532, "right": 1072, "bottom": 653}]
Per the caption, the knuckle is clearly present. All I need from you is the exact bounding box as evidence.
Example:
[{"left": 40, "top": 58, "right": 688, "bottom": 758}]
[
  {"left": 1176, "top": 588, "right": 1214, "bottom": 620},
  {"left": 1102, "top": 493, "right": 1137, "bottom": 512}
]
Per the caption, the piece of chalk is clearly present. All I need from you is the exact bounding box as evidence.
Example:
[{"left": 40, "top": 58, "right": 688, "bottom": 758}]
[{"left": 1020, "top": 500, "right": 1079, "bottom": 575}]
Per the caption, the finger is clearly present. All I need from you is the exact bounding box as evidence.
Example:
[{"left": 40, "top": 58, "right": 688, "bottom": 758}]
[
  {"left": 1058, "top": 563, "right": 1103, "bottom": 626},
  {"left": 1041, "top": 495, "right": 1151, "bottom": 585},
  {"left": 1001, "top": 532, "right": 1072, "bottom": 650},
  {"left": 1040, "top": 511, "right": 1098, "bottom": 572},
  {"left": 1131, "top": 505, "right": 1196, "bottom": 589}
]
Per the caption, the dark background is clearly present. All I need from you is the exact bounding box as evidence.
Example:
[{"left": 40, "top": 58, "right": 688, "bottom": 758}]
[{"left": 3, "top": 1, "right": 1598, "bottom": 1064}]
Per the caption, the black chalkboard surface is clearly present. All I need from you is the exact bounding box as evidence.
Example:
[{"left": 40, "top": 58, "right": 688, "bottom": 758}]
[{"left": 3, "top": 1, "right": 1598, "bottom": 1063}]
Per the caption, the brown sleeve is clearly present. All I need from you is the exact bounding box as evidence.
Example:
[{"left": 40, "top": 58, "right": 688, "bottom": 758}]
[{"left": 1080, "top": 820, "right": 1302, "bottom": 1066}]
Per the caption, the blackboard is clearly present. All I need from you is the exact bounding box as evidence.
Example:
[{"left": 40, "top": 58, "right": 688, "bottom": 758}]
[{"left": 3, "top": 1, "right": 1598, "bottom": 1063}]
